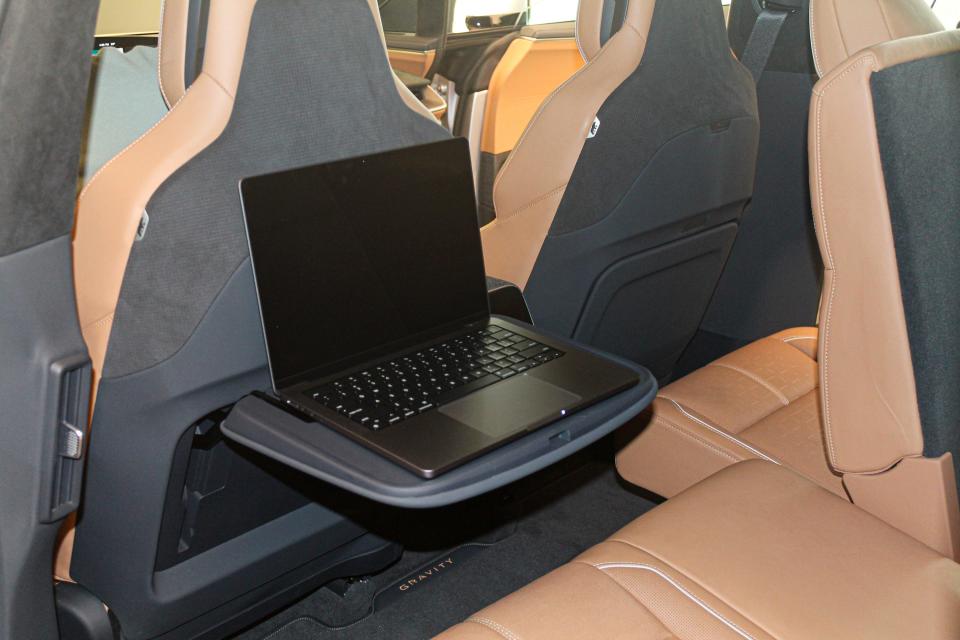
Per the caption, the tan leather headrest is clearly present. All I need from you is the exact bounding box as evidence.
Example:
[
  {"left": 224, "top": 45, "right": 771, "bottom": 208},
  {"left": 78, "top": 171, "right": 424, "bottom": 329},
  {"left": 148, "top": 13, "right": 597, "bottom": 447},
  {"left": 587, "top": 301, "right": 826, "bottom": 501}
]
[
  {"left": 577, "top": 0, "right": 655, "bottom": 62},
  {"left": 810, "top": 0, "right": 944, "bottom": 77},
  {"left": 158, "top": 0, "right": 192, "bottom": 108}
]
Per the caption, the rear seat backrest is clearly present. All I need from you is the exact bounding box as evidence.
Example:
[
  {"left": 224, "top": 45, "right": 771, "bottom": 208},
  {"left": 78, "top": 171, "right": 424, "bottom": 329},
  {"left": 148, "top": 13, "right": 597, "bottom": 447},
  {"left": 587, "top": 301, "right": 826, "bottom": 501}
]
[
  {"left": 809, "top": 0, "right": 960, "bottom": 558},
  {"left": 69, "top": 0, "right": 447, "bottom": 633}
]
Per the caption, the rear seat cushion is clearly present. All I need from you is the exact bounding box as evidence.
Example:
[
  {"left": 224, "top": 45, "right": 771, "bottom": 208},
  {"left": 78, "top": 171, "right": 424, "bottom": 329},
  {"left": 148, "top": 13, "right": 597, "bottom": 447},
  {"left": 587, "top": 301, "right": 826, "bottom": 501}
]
[
  {"left": 437, "top": 460, "right": 960, "bottom": 640},
  {"left": 615, "top": 328, "right": 844, "bottom": 498}
]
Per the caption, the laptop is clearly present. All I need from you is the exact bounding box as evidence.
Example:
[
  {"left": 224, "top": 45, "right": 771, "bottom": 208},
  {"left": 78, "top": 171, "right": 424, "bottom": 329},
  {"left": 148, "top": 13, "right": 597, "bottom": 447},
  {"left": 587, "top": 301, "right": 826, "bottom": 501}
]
[{"left": 240, "top": 138, "right": 638, "bottom": 478}]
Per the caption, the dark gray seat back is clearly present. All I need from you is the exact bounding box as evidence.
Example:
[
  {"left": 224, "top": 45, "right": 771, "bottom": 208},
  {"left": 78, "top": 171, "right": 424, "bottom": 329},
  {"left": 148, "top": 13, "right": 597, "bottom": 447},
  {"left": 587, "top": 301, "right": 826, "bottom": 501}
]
[
  {"left": 524, "top": 0, "right": 759, "bottom": 381},
  {"left": 71, "top": 1, "right": 448, "bottom": 637},
  {"left": 686, "top": 0, "right": 822, "bottom": 373}
]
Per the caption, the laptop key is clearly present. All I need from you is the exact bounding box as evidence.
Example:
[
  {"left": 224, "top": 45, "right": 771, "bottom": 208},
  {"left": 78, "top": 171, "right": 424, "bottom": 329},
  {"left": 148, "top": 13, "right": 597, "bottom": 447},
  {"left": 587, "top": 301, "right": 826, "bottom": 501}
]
[
  {"left": 518, "top": 344, "right": 550, "bottom": 359},
  {"left": 319, "top": 328, "right": 565, "bottom": 429},
  {"left": 435, "top": 374, "right": 500, "bottom": 406}
]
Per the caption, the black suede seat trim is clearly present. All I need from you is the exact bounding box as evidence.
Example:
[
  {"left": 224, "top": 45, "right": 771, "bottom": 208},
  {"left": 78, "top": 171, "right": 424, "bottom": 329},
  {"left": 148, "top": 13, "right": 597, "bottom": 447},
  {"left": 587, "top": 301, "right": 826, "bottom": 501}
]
[
  {"left": 871, "top": 50, "right": 960, "bottom": 485},
  {"left": 102, "top": 0, "right": 448, "bottom": 378}
]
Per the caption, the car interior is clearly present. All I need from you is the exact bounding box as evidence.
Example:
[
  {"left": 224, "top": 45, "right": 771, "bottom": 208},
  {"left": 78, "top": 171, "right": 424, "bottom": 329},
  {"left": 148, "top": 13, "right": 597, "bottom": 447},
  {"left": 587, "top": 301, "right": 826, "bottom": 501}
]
[{"left": 1, "top": 0, "right": 960, "bottom": 639}]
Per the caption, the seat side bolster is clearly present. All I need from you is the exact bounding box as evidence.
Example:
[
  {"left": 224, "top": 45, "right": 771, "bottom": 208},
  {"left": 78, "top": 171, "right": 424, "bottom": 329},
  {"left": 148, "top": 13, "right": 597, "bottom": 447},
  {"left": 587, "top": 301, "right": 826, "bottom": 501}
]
[
  {"left": 158, "top": 0, "right": 191, "bottom": 108},
  {"left": 809, "top": 0, "right": 943, "bottom": 77},
  {"left": 363, "top": 0, "right": 440, "bottom": 121},
  {"left": 483, "top": 1, "right": 655, "bottom": 288},
  {"left": 74, "top": 0, "right": 257, "bottom": 398},
  {"left": 809, "top": 49, "right": 924, "bottom": 474}
]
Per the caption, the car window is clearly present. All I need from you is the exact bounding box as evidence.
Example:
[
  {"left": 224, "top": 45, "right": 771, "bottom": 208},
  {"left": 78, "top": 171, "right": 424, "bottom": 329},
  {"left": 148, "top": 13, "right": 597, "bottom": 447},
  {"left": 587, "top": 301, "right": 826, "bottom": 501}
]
[
  {"left": 932, "top": 0, "right": 960, "bottom": 28},
  {"left": 449, "top": 0, "right": 579, "bottom": 34},
  {"left": 527, "top": 0, "right": 579, "bottom": 25},
  {"left": 379, "top": 0, "right": 419, "bottom": 34},
  {"left": 95, "top": 0, "right": 161, "bottom": 37}
]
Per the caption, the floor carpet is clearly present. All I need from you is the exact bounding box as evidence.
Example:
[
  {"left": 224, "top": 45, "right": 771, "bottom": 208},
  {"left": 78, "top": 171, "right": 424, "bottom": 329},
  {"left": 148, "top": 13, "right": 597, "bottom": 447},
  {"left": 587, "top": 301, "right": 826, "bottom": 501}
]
[{"left": 234, "top": 458, "right": 658, "bottom": 640}]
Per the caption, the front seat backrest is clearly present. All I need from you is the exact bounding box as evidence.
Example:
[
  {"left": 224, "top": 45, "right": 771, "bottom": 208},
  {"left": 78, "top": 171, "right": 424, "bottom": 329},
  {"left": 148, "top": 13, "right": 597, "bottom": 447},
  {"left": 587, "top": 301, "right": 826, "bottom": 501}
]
[
  {"left": 70, "top": 0, "right": 446, "bottom": 635},
  {"left": 482, "top": 0, "right": 760, "bottom": 380},
  {"left": 809, "top": 0, "right": 960, "bottom": 558}
]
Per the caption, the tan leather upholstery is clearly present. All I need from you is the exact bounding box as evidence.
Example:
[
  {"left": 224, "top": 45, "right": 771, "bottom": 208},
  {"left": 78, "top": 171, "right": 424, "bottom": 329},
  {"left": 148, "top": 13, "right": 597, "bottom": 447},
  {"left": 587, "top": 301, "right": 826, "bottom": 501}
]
[
  {"left": 65, "top": 0, "right": 435, "bottom": 582},
  {"left": 438, "top": 461, "right": 960, "bottom": 639},
  {"left": 158, "top": 0, "right": 191, "bottom": 108},
  {"left": 809, "top": 26, "right": 960, "bottom": 557},
  {"left": 809, "top": 0, "right": 944, "bottom": 77},
  {"left": 618, "top": 0, "right": 960, "bottom": 559},
  {"left": 575, "top": 0, "right": 609, "bottom": 61},
  {"left": 481, "top": 0, "right": 655, "bottom": 288},
  {"left": 616, "top": 328, "right": 845, "bottom": 499},
  {"left": 480, "top": 35, "right": 584, "bottom": 156},
  {"left": 387, "top": 48, "right": 436, "bottom": 77}
]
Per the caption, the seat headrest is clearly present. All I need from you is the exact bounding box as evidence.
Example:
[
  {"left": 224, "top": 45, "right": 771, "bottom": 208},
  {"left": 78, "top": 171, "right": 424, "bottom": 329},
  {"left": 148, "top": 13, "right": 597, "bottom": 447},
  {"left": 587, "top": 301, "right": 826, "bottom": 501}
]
[
  {"left": 810, "top": 0, "right": 944, "bottom": 77},
  {"left": 577, "top": 0, "right": 654, "bottom": 61},
  {"left": 158, "top": 0, "right": 190, "bottom": 107}
]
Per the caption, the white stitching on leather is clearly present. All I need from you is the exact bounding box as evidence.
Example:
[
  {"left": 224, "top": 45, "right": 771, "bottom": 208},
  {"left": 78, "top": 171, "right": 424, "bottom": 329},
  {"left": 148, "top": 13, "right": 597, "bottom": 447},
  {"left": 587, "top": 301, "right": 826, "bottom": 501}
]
[
  {"left": 653, "top": 414, "right": 742, "bottom": 463},
  {"left": 158, "top": 0, "right": 171, "bottom": 108},
  {"left": 663, "top": 399, "right": 780, "bottom": 464},
  {"left": 708, "top": 362, "right": 790, "bottom": 405},
  {"left": 593, "top": 563, "right": 756, "bottom": 640},
  {"left": 812, "top": 54, "right": 875, "bottom": 469},
  {"left": 77, "top": 81, "right": 186, "bottom": 201},
  {"left": 467, "top": 616, "right": 523, "bottom": 640},
  {"left": 809, "top": 0, "right": 823, "bottom": 77}
]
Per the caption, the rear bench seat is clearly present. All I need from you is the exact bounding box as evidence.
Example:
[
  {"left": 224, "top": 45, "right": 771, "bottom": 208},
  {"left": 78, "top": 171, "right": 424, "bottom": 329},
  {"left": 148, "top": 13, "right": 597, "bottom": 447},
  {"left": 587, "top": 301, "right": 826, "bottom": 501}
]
[
  {"left": 615, "top": 327, "right": 842, "bottom": 498},
  {"left": 614, "top": 0, "right": 953, "bottom": 509},
  {"left": 437, "top": 460, "right": 960, "bottom": 639},
  {"left": 615, "top": 0, "right": 960, "bottom": 562}
]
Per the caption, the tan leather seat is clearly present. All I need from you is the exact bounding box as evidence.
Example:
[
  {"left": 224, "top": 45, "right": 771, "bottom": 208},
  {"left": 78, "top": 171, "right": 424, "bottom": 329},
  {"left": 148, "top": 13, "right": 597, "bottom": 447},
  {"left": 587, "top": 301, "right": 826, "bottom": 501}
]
[
  {"left": 437, "top": 460, "right": 960, "bottom": 639},
  {"left": 616, "top": 0, "right": 960, "bottom": 560},
  {"left": 473, "top": 21, "right": 584, "bottom": 223},
  {"left": 616, "top": 327, "right": 846, "bottom": 498},
  {"left": 807, "top": 0, "right": 960, "bottom": 559}
]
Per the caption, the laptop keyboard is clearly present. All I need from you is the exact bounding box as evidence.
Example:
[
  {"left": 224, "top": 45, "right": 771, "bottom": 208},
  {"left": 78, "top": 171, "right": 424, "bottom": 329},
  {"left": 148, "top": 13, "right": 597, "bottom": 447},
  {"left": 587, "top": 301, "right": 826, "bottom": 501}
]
[{"left": 309, "top": 325, "right": 564, "bottom": 431}]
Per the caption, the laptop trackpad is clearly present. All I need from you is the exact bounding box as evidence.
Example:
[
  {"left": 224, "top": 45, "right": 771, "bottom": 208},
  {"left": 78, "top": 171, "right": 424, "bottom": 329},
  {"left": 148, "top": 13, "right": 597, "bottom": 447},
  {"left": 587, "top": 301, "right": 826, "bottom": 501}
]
[{"left": 439, "top": 375, "right": 582, "bottom": 439}]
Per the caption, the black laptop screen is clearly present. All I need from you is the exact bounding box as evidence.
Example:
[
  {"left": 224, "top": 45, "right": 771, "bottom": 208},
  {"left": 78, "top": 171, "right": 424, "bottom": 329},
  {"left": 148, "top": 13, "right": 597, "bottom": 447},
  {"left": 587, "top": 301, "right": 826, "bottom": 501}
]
[{"left": 241, "top": 138, "right": 489, "bottom": 387}]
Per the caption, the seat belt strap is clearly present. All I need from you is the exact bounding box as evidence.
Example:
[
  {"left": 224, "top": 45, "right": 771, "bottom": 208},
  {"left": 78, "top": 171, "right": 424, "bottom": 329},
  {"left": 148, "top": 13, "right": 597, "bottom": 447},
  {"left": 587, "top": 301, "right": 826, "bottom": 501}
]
[{"left": 740, "top": 2, "right": 795, "bottom": 83}]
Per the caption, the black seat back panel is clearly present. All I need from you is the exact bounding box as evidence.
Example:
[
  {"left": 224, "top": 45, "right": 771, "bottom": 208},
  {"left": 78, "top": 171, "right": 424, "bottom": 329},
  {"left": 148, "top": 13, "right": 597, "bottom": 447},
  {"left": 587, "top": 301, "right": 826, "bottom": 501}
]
[{"left": 872, "top": 50, "right": 960, "bottom": 483}]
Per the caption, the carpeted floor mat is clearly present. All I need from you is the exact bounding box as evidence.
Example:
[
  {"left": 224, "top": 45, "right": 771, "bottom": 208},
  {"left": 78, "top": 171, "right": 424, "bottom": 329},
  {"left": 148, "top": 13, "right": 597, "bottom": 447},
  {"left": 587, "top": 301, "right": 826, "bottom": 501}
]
[
  {"left": 234, "top": 459, "right": 658, "bottom": 640},
  {"left": 259, "top": 618, "right": 326, "bottom": 640}
]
